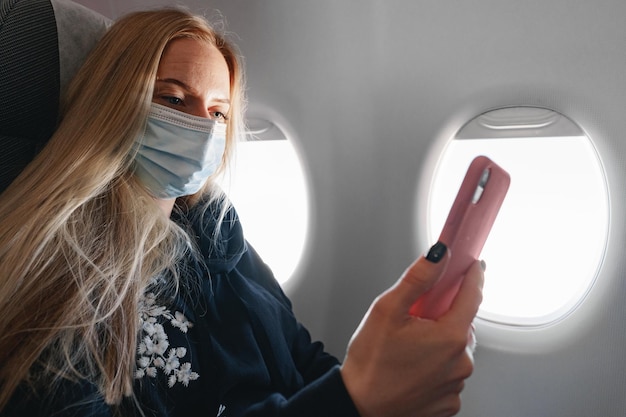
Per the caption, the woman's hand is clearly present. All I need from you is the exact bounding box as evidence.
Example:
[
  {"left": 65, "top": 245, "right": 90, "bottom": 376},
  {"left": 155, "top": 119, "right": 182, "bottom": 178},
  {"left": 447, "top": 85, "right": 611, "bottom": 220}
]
[{"left": 340, "top": 248, "right": 484, "bottom": 417}]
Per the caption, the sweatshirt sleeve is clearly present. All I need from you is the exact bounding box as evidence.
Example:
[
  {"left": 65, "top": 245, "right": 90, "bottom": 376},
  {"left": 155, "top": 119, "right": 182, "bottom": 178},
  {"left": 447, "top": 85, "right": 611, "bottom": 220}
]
[
  {"left": 215, "top": 244, "right": 361, "bottom": 417},
  {"left": 243, "top": 366, "right": 360, "bottom": 417}
]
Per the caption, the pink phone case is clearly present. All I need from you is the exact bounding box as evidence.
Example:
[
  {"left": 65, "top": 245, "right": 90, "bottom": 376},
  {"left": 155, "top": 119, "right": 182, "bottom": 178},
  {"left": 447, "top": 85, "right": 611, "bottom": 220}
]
[{"left": 409, "top": 155, "right": 510, "bottom": 319}]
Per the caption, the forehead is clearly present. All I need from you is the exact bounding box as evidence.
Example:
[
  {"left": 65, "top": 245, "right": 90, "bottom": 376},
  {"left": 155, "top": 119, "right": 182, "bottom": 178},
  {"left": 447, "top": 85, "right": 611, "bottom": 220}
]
[{"left": 157, "top": 37, "right": 230, "bottom": 95}]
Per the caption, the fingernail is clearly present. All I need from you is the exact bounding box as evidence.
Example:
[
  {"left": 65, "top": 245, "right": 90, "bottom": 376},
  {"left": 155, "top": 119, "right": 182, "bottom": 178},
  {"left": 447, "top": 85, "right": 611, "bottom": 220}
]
[
  {"left": 480, "top": 260, "right": 487, "bottom": 271},
  {"left": 425, "top": 241, "right": 447, "bottom": 263}
]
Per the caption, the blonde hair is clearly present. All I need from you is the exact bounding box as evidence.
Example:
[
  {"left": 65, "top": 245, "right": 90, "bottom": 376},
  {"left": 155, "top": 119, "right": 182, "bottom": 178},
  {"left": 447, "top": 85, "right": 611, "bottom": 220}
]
[{"left": 0, "top": 8, "right": 245, "bottom": 410}]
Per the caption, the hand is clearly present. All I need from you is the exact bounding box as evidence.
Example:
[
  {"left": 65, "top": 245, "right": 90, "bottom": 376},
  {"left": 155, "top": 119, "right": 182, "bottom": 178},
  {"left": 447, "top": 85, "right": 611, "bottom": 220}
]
[{"left": 340, "top": 247, "right": 484, "bottom": 417}]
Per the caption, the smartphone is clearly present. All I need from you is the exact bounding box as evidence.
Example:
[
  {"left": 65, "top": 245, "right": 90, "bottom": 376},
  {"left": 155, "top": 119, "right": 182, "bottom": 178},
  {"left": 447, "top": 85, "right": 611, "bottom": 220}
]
[{"left": 409, "top": 155, "right": 510, "bottom": 319}]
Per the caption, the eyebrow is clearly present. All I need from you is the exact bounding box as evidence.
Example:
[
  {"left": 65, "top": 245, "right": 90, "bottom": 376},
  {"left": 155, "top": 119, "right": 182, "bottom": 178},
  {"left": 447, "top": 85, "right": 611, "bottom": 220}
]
[{"left": 155, "top": 78, "right": 231, "bottom": 104}]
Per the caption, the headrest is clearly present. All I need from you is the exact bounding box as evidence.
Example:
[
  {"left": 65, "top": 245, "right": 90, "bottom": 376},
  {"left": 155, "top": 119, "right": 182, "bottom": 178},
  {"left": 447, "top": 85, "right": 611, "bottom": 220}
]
[
  {"left": 0, "top": 0, "right": 109, "bottom": 194},
  {"left": 52, "top": 0, "right": 111, "bottom": 95}
]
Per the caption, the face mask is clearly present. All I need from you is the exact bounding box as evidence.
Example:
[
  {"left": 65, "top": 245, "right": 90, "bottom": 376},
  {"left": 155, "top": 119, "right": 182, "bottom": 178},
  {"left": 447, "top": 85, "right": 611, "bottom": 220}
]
[{"left": 133, "top": 103, "right": 227, "bottom": 199}]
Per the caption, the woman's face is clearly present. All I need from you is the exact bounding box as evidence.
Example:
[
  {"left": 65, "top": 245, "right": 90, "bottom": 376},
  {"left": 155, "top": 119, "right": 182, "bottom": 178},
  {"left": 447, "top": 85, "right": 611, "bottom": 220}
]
[
  {"left": 148, "top": 37, "right": 231, "bottom": 215},
  {"left": 153, "top": 37, "right": 231, "bottom": 121}
]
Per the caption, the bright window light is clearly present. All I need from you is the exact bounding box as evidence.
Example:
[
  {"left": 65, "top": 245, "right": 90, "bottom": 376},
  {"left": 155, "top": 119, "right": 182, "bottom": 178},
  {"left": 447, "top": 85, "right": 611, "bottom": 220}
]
[
  {"left": 427, "top": 108, "right": 609, "bottom": 326},
  {"left": 217, "top": 124, "right": 309, "bottom": 285}
]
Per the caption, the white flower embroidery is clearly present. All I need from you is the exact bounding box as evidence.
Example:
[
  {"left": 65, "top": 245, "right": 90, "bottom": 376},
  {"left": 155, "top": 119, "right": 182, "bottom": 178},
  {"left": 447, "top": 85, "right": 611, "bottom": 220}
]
[{"left": 135, "top": 292, "right": 199, "bottom": 387}]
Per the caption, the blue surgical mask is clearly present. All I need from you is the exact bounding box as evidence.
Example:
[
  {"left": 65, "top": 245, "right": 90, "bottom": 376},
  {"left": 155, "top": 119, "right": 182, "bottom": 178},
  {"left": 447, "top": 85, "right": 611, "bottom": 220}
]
[{"left": 133, "top": 103, "right": 227, "bottom": 199}]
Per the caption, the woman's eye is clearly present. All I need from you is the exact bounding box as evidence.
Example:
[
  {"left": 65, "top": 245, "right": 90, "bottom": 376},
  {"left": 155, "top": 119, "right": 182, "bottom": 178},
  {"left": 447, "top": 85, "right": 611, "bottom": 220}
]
[
  {"left": 210, "top": 111, "right": 228, "bottom": 121},
  {"left": 165, "top": 96, "right": 183, "bottom": 106}
]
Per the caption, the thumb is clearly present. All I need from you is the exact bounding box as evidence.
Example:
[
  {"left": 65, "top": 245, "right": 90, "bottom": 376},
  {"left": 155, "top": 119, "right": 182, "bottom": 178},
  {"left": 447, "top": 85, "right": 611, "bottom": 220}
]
[{"left": 388, "top": 242, "right": 450, "bottom": 314}]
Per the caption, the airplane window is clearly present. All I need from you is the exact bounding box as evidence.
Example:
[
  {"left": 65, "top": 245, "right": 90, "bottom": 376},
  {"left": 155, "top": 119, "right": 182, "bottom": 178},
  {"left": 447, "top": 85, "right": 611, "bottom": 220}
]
[
  {"left": 426, "top": 107, "right": 609, "bottom": 326},
  {"left": 217, "top": 118, "right": 309, "bottom": 285}
]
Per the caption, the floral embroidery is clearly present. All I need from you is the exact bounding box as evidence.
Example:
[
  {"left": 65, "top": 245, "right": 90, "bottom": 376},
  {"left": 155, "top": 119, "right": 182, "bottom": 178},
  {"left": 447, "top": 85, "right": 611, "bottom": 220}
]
[{"left": 135, "top": 292, "right": 199, "bottom": 387}]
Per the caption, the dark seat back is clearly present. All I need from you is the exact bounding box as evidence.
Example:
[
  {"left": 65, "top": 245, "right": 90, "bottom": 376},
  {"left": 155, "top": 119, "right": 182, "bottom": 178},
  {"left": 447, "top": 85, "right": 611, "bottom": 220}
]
[{"left": 0, "top": 0, "right": 109, "bottom": 193}]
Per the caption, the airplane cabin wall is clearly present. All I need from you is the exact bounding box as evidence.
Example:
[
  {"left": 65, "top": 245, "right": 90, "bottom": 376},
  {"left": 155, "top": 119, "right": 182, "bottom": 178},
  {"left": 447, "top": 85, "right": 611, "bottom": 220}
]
[{"left": 72, "top": 0, "right": 626, "bottom": 415}]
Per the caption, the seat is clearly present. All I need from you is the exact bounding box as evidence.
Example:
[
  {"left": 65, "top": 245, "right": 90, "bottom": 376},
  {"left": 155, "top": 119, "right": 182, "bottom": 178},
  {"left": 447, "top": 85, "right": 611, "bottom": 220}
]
[{"left": 0, "top": 0, "right": 109, "bottom": 194}]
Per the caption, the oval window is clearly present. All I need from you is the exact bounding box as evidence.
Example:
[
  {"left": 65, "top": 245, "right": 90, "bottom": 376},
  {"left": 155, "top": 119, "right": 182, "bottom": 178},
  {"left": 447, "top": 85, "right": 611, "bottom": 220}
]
[
  {"left": 217, "top": 118, "right": 309, "bottom": 285},
  {"left": 427, "top": 107, "right": 609, "bottom": 326}
]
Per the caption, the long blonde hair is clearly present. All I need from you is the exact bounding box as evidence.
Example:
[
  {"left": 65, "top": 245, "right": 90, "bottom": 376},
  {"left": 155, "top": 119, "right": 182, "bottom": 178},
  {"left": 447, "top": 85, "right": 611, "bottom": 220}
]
[{"left": 0, "top": 8, "right": 245, "bottom": 409}]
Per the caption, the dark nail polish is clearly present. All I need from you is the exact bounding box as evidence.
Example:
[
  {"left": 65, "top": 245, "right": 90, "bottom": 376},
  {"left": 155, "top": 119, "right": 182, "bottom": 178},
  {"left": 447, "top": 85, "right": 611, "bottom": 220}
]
[{"left": 426, "top": 241, "right": 447, "bottom": 263}]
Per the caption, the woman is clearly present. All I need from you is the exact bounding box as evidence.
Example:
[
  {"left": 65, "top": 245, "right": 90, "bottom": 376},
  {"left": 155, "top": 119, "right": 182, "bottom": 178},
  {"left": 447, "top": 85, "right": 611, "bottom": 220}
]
[{"left": 0, "top": 7, "right": 484, "bottom": 417}]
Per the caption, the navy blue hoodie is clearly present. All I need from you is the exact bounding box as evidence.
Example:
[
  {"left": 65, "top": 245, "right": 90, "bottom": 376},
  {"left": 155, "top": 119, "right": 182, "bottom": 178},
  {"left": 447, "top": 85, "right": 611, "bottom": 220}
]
[{"left": 5, "top": 202, "right": 360, "bottom": 417}]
